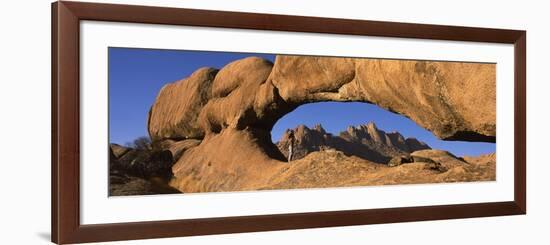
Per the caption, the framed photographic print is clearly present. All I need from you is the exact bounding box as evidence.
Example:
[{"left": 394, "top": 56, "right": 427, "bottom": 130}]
[{"left": 51, "top": 1, "right": 526, "bottom": 244}]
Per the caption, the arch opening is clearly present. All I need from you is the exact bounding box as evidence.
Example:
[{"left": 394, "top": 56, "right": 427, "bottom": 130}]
[{"left": 270, "top": 101, "right": 495, "bottom": 164}]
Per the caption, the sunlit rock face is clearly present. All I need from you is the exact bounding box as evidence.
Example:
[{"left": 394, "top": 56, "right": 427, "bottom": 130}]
[
  {"left": 268, "top": 56, "right": 496, "bottom": 142},
  {"left": 146, "top": 55, "right": 495, "bottom": 193}
]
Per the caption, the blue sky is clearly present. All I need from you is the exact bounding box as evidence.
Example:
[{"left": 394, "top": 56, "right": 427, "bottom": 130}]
[
  {"left": 271, "top": 102, "right": 495, "bottom": 156},
  {"left": 109, "top": 47, "right": 495, "bottom": 156},
  {"left": 108, "top": 47, "right": 275, "bottom": 146}
]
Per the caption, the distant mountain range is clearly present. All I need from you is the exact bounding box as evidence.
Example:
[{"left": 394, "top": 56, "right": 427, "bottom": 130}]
[{"left": 276, "top": 122, "right": 430, "bottom": 163}]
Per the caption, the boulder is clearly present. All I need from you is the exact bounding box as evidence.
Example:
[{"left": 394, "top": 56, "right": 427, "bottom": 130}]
[
  {"left": 197, "top": 57, "right": 276, "bottom": 133},
  {"left": 148, "top": 67, "right": 218, "bottom": 141},
  {"left": 110, "top": 143, "right": 130, "bottom": 158},
  {"left": 423, "top": 162, "right": 447, "bottom": 173},
  {"left": 387, "top": 155, "right": 413, "bottom": 167},
  {"left": 170, "top": 128, "right": 284, "bottom": 193},
  {"left": 159, "top": 139, "right": 201, "bottom": 160},
  {"left": 411, "top": 149, "right": 467, "bottom": 170},
  {"left": 411, "top": 149, "right": 463, "bottom": 163},
  {"left": 109, "top": 175, "right": 180, "bottom": 196},
  {"left": 110, "top": 147, "right": 175, "bottom": 180},
  {"left": 411, "top": 155, "right": 437, "bottom": 164}
]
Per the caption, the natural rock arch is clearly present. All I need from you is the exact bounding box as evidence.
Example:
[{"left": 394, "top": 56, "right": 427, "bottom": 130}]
[{"left": 147, "top": 55, "right": 495, "bottom": 192}]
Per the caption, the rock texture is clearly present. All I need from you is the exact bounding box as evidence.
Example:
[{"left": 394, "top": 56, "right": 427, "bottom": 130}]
[
  {"left": 149, "top": 56, "right": 496, "bottom": 143},
  {"left": 109, "top": 143, "right": 180, "bottom": 196},
  {"left": 275, "top": 122, "right": 430, "bottom": 163},
  {"left": 168, "top": 128, "right": 290, "bottom": 192},
  {"left": 158, "top": 139, "right": 201, "bottom": 161},
  {"left": 148, "top": 68, "right": 218, "bottom": 141},
  {"left": 109, "top": 175, "right": 180, "bottom": 196},
  {"left": 144, "top": 55, "right": 496, "bottom": 193},
  {"left": 463, "top": 152, "right": 496, "bottom": 165},
  {"left": 269, "top": 56, "right": 496, "bottom": 141},
  {"left": 263, "top": 149, "right": 495, "bottom": 190},
  {"left": 110, "top": 144, "right": 130, "bottom": 158}
]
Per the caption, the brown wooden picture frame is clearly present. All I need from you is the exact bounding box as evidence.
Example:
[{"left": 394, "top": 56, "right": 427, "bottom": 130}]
[{"left": 51, "top": 1, "right": 526, "bottom": 244}]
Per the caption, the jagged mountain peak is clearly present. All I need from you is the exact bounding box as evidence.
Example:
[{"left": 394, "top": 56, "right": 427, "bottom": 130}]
[
  {"left": 277, "top": 122, "right": 431, "bottom": 163},
  {"left": 313, "top": 124, "right": 326, "bottom": 134},
  {"left": 366, "top": 121, "right": 378, "bottom": 130}
]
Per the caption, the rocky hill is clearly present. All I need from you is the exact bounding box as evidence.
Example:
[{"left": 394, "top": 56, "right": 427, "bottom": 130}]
[
  {"left": 263, "top": 149, "right": 495, "bottom": 190},
  {"left": 276, "top": 122, "right": 430, "bottom": 163}
]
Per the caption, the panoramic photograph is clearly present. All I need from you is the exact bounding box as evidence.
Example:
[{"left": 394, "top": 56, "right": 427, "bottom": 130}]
[{"left": 108, "top": 47, "right": 496, "bottom": 196}]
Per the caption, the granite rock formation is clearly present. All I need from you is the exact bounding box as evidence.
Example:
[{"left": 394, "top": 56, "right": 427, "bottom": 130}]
[
  {"left": 143, "top": 55, "right": 495, "bottom": 193},
  {"left": 149, "top": 56, "right": 496, "bottom": 144}
]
